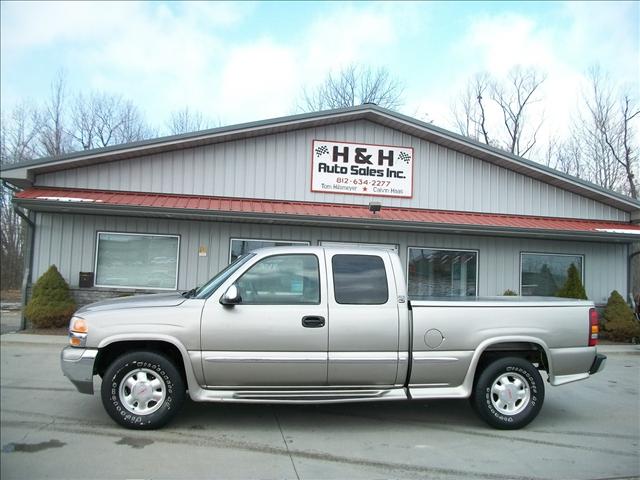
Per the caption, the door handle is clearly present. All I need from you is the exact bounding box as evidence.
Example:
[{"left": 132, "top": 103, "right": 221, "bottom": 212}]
[{"left": 302, "top": 316, "right": 325, "bottom": 328}]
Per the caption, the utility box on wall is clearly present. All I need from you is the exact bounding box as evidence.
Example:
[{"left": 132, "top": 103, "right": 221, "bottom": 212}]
[{"left": 79, "top": 272, "right": 94, "bottom": 288}]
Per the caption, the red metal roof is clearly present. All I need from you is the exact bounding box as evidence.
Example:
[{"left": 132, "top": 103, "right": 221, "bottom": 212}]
[{"left": 15, "top": 187, "right": 640, "bottom": 236}]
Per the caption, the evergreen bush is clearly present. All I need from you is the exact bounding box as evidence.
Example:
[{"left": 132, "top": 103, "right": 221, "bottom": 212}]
[
  {"left": 502, "top": 289, "right": 518, "bottom": 296},
  {"left": 556, "top": 263, "right": 587, "bottom": 300},
  {"left": 24, "top": 265, "right": 77, "bottom": 328},
  {"left": 602, "top": 290, "right": 640, "bottom": 343}
]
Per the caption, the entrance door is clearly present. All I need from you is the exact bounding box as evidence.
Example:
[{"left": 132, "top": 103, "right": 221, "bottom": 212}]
[
  {"left": 200, "top": 253, "right": 328, "bottom": 387},
  {"left": 326, "top": 250, "right": 400, "bottom": 386}
]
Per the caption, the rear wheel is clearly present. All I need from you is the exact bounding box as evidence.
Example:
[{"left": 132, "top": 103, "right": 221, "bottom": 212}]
[
  {"left": 472, "top": 357, "right": 544, "bottom": 429},
  {"left": 101, "top": 351, "right": 185, "bottom": 429}
]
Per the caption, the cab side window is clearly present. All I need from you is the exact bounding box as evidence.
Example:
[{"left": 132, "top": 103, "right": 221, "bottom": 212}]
[
  {"left": 332, "top": 254, "right": 388, "bottom": 304},
  {"left": 236, "top": 254, "right": 320, "bottom": 305}
]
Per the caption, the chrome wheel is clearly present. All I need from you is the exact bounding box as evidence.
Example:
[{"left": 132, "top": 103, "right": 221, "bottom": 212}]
[
  {"left": 490, "top": 372, "right": 530, "bottom": 416},
  {"left": 118, "top": 368, "right": 166, "bottom": 416}
]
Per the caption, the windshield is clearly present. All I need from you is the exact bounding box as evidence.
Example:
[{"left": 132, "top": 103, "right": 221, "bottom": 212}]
[{"left": 194, "top": 253, "right": 255, "bottom": 299}]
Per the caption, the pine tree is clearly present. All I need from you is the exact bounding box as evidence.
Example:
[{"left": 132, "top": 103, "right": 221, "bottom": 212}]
[
  {"left": 24, "top": 265, "right": 77, "bottom": 328},
  {"left": 535, "top": 264, "right": 558, "bottom": 295},
  {"left": 556, "top": 263, "right": 587, "bottom": 299},
  {"left": 603, "top": 290, "right": 640, "bottom": 342}
]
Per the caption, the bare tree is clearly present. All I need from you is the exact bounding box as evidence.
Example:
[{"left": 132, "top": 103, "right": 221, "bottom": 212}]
[
  {"left": 39, "top": 72, "right": 71, "bottom": 157},
  {"left": 451, "top": 68, "right": 544, "bottom": 155},
  {"left": 543, "top": 136, "right": 582, "bottom": 178},
  {"left": 491, "top": 67, "right": 546, "bottom": 156},
  {"left": 452, "top": 73, "right": 491, "bottom": 144},
  {"left": 167, "top": 107, "right": 210, "bottom": 135},
  {"left": 0, "top": 104, "right": 42, "bottom": 289},
  {"left": 300, "top": 64, "right": 404, "bottom": 112},
  {"left": 0, "top": 103, "right": 42, "bottom": 165},
  {"left": 609, "top": 95, "right": 640, "bottom": 198},
  {"left": 0, "top": 183, "right": 24, "bottom": 290},
  {"left": 569, "top": 67, "right": 638, "bottom": 195},
  {"left": 71, "top": 92, "right": 151, "bottom": 150}
]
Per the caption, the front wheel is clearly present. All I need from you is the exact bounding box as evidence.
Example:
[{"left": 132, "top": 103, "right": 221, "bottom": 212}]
[
  {"left": 472, "top": 357, "right": 545, "bottom": 430},
  {"left": 101, "top": 351, "right": 185, "bottom": 429}
]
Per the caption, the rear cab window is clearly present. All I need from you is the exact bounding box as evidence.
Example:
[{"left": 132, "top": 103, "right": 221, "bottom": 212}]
[{"left": 331, "top": 254, "right": 388, "bottom": 304}]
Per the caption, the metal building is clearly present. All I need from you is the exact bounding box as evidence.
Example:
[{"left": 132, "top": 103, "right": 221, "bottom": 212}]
[{"left": 2, "top": 105, "right": 639, "bottom": 309}]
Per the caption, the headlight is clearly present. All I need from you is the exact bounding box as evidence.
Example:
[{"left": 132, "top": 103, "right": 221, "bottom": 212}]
[
  {"left": 69, "top": 316, "right": 88, "bottom": 333},
  {"left": 68, "top": 316, "right": 88, "bottom": 347}
]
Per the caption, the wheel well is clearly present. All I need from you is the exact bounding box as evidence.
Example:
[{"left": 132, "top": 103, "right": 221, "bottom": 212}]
[
  {"left": 474, "top": 342, "right": 549, "bottom": 383},
  {"left": 94, "top": 340, "right": 188, "bottom": 385}
]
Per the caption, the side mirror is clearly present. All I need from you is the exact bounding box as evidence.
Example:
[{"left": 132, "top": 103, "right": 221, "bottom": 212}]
[{"left": 220, "top": 284, "right": 242, "bottom": 306}]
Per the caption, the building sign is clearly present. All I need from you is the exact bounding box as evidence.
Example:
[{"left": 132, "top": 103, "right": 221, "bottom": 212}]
[{"left": 311, "top": 140, "right": 413, "bottom": 198}]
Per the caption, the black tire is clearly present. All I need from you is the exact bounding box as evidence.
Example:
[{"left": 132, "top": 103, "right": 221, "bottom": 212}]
[
  {"left": 101, "top": 351, "right": 185, "bottom": 430},
  {"left": 472, "top": 357, "right": 544, "bottom": 430}
]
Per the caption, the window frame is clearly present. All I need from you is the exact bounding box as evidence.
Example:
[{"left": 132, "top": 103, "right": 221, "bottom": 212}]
[
  {"left": 228, "top": 238, "right": 310, "bottom": 263},
  {"left": 406, "top": 246, "right": 480, "bottom": 298},
  {"left": 319, "top": 240, "right": 399, "bottom": 253},
  {"left": 234, "top": 253, "right": 322, "bottom": 306},
  {"left": 94, "top": 231, "right": 181, "bottom": 290},
  {"left": 331, "top": 254, "right": 390, "bottom": 305},
  {"left": 519, "top": 251, "right": 585, "bottom": 296}
]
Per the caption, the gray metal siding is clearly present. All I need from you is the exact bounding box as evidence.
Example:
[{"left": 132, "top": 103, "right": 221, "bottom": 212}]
[
  {"left": 33, "top": 212, "right": 627, "bottom": 305},
  {"left": 35, "top": 120, "right": 627, "bottom": 221}
]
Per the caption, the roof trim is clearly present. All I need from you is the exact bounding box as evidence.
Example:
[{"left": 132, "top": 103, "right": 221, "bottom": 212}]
[
  {"left": 13, "top": 186, "right": 640, "bottom": 242},
  {"left": 2, "top": 104, "right": 638, "bottom": 211}
]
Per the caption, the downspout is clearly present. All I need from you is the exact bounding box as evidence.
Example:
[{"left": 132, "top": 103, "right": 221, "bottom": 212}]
[
  {"left": 13, "top": 206, "right": 35, "bottom": 331},
  {"left": 629, "top": 248, "right": 640, "bottom": 307},
  {"left": 3, "top": 180, "right": 35, "bottom": 331}
]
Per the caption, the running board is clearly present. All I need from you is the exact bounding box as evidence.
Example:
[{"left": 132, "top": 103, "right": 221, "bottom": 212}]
[{"left": 189, "top": 387, "right": 408, "bottom": 404}]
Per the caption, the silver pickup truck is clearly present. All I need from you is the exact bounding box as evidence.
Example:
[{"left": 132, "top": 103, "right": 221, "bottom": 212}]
[{"left": 61, "top": 246, "right": 606, "bottom": 430}]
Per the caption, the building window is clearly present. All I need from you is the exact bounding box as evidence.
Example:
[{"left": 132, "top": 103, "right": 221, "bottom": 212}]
[
  {"left": 236, "top": 254, "right": 320, "bottom": 305},
  {"left": 95, "top": 232, "right": 180, "bottom": 289},
  {"left": 229, "top": 238, "right": 310, "bottom": 263},
  {"left": 332, "top": 254, "right": 389, "bottom": 304},
  {"left": 408, "top": 247, "right": 478, "bottom": 298},
  {"left": 520, "top": 253, "right": 584, "bottom": 296}
]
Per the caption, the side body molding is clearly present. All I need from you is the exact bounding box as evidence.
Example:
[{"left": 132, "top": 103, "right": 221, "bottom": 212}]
[{"left": 409, "top": 335, "right": 553, "bottom": 400}]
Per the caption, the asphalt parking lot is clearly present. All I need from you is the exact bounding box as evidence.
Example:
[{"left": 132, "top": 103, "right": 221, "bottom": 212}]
[{"left": 1, "top": 334, "right": 639, "bottom": 480}]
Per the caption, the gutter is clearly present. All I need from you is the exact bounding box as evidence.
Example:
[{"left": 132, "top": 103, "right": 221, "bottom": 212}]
[{"left": 13, "top": 197, "right": 640, "bottom": 242}]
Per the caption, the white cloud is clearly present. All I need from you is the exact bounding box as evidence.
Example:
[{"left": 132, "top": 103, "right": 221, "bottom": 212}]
[
  {"left": 217, "top": 39, "right": 298, "bottom": 121},
  {"left": 411, "top": 2, "right": 639, "bottom": 159},
  {"left": 2, "top": 0, "right": 635, "bottom": 145}
]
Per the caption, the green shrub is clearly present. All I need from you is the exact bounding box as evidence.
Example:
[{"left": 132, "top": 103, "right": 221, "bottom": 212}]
[
  {"left": 556, "top": 263, "right": 587, "bottom": 300},
  {"left": 24, "top": 266, "right": 77, "bottom": 328},
  {"left": 502, "top": 289, "right": 518, "bottom": 296},
  {"left": 602, "top": 290, "right": 640, "bottom": 343}
]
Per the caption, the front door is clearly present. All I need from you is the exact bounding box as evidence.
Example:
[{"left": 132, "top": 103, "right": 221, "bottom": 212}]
[
  {"left": 200, "top": 253, "right": 328, "bottom": 387},
  {"left": 326, "top": 251, "right": 400, "bottom": 386}
]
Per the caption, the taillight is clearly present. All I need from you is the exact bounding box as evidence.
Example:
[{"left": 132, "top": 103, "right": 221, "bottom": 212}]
[{"left": 589, "top": 308, "right": 599, "bottom": 347}]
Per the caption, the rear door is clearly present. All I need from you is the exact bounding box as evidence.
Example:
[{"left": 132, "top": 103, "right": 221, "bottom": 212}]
[{"left": 326, "top": 251, "right": 400, "bottom": 386}]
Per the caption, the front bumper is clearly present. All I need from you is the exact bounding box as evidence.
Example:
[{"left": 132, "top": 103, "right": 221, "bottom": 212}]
[
  {"left": 60, "top": 347, "right": 98, "bottom": 394},
  {"left": 589, "top": 353, "right": 607, "bottom": 375}
]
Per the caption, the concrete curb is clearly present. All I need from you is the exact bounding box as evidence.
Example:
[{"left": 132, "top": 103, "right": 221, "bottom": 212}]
[
  {"left": 0, "top": 333, "right": 67, "bottom": 346},
  {"left": 596, "top": 344, "right": 640, "bottom": 355}
]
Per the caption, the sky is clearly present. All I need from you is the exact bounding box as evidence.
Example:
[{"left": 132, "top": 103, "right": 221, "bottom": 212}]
[{"left": 1, "top": 1, "right": 638, "bottom": 148}]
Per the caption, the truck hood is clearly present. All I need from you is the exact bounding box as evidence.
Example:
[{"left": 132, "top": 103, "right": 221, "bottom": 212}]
[{"left": 76, "top": 292, "right": 187, "bottom": 314}]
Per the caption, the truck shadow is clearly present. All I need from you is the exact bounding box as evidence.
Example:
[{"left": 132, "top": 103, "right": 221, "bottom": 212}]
[{"left": 175, "top": 398, "right": 483, "bottom": 432}]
